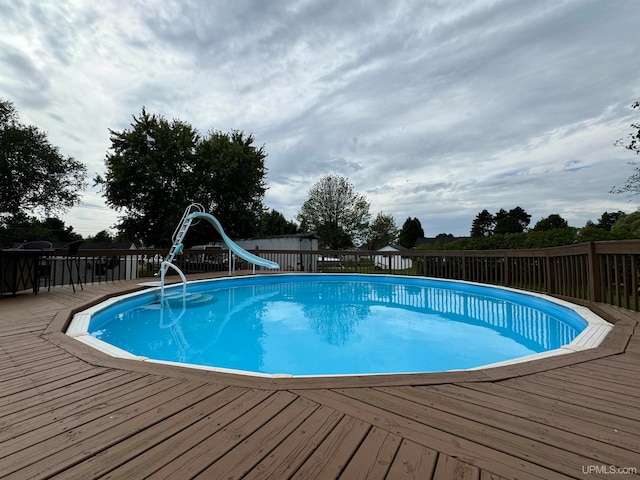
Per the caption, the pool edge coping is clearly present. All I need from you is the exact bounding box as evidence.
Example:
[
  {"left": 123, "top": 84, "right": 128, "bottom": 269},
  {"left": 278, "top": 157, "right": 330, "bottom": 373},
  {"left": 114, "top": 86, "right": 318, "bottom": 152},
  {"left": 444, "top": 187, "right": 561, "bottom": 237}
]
[{"left": 64, "top": 273, "right": 615, "bottom": 380}]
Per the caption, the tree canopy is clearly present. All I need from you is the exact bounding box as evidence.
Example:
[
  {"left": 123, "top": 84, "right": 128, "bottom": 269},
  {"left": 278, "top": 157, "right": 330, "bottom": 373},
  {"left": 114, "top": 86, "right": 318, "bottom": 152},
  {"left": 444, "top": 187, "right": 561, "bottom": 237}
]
[
  {"left": 0, "top": 213, "right": 81, "bottom": 246},
  {"left": 417, "top": 207, "right": 640, "bottom": 251},
  {"left": 497, "top": 207, "right": 531, "bottom": 232},
  {"left": 585, "top": 211, "right": 624, "bottom": 231},
  {"left": 95, "top": 108, "right": 267, "bottom": 247},
  {"left": 260, "top": 209, "right": 299, "bottom": 236},
  {"left": 471, "top": 207, "right": 530, "bottom": 237},
  {"left": 297, "top": 174, "right": 370, "bottom": 249},
  {"left": 0, "top": 98, "right": 87, "bottom": 223},
  {"left": 493, "top": 215, "right": 523, "bottom": 235},
  {"left": 533, "top": 214, "right": 568, "bottom": 232},
  {"left": 611, "top": 211, "right": 640, "bottom": 236}
]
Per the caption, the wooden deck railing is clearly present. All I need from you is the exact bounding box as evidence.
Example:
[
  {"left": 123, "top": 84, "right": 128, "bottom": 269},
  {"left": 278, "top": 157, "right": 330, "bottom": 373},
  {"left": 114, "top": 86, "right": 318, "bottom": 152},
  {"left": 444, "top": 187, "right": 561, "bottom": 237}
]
[{"left": 15, "top": 240, "right": 640, "bottom": 310}]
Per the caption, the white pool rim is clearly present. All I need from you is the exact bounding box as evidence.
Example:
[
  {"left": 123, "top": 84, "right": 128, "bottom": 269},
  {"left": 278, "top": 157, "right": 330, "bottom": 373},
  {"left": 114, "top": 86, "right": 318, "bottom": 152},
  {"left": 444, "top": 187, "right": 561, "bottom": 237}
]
[{"left": 66, "top": 274, "right": 613, "bottom": 378}]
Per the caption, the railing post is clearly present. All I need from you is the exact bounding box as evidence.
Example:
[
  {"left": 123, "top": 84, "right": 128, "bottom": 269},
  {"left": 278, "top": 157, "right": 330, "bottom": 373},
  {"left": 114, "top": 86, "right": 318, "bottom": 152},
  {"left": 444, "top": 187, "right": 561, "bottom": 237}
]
[
  {"left": 587, "top": 241, "right": 603, "bottom": 303},
  {"left": 504, "top": 252, "right": 510, "bottom": 287},
  {"left": 461, "top": 252, "right": 467, "bottom": 281},
  {"left": 545, "top": 251, "right": 554, "bottom": 295}
]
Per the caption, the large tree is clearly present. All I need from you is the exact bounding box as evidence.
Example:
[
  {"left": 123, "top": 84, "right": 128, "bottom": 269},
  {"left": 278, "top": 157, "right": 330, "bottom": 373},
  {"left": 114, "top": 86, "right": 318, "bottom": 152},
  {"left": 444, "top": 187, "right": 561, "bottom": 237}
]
[
  {"left": 297, "top": 174, "right": 370, "bottom": 249},
  {"left": 366, "top": 212, "right": 399, "bottom": 250},
  {"left": 192, "top": 129, "right": 267, "bottom": 239},
  {"left": 493, "top": 215, "right": 523, "bottom": 235},
  {"left": 611, "top": 101, "right": 640, "bottom": 195},
  {"left": 0, "top": 98, "right": 87, "bottom": 223},
  {"left": 95, "top": 109, "right": 267, "bottom": 246},
  {"left": 398, "top": 217, "right": 424, "bottom": 248},
  {"left": 494, "top": 207, "right": 531, "bottom": 233}
]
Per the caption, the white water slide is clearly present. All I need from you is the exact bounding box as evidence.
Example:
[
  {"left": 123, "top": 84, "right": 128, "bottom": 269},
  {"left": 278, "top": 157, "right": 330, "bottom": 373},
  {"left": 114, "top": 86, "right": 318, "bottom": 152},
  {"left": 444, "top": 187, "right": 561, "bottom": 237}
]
[
  {"left": 187, "top": 212, "right": 280, "bottom": 270},
  {"left": 154, "top": 205, "right": 280, "bottom": 294}
]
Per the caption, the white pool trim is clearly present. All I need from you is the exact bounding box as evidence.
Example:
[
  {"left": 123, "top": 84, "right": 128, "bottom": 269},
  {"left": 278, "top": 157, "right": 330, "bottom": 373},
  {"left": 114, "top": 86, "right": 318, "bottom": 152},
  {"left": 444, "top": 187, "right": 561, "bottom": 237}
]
[{"left": 66, "top": 274, "right": 613, "bottom": 378}]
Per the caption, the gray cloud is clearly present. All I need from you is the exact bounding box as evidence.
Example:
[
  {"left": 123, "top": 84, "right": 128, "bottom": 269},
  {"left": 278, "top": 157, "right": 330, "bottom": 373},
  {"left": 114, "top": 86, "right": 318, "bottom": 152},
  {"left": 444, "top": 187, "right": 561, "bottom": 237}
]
[
  {"left": 0, "top": 43, "right": 51, "bottom": 108},
  {"left": 1, "top": 0, "right": 638, "bottom": 237}
]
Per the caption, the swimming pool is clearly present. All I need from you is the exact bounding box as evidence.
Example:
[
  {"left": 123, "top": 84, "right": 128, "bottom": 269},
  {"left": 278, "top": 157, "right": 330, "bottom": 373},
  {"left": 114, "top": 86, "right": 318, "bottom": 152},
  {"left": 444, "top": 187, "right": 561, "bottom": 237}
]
[{"left": 67, "top": 274, "right": 612, "bottom": 377}]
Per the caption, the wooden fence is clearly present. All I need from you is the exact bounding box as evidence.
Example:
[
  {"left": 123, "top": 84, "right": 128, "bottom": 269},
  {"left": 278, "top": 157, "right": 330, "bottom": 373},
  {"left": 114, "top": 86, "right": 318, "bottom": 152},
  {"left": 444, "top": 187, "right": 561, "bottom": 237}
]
[{"left": 17, "top": 240, "right": 640, "bottom": 310}]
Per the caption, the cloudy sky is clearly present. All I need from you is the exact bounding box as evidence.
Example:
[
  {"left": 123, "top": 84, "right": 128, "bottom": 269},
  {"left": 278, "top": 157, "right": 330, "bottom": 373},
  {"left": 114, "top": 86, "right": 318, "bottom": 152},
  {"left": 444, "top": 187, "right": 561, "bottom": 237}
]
[{"left": 1, "top": 0, "right": 639, "bottom": 238}]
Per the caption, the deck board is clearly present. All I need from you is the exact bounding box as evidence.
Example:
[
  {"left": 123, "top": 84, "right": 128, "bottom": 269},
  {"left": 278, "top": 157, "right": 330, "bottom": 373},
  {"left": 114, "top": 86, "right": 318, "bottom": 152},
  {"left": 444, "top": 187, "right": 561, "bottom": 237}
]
[
  {"left": 0, "top": 279, "right": 639, "bottom": 479},
  {"left": 539, "top": 369, "right": 640, "bottom": 398},
  {"left": 397, "top": 385, "right": 640, "bottom": 455},
  {"left": 501, "top": 376, "right": 640, "bottom": 421},
  {"left": 100, "top": 388, "right": 276, "bottom": 479},
  {"left": 330, "top": 386, "right": 626, "bottom": 479},
  {"left": 337, "top": 426, "right": 401, "bottom": 480},
  {"left": 289, "top": 415, "right": 371, "bottom": 480},
  {"left": 0, "top": 377, "right": 194, "bottom": 478},
  {"left": 194, "top": 396, "right": 321, "bottom": 480},
  {"left": 440, "top": 383, "right": 640, "bottom": 444},
  {"left": 0, "top": 369, "right": 132, "bottom": 420},
  {"left": 151, "top": 390, "right": 300, "bottom": 479},
  {"left": 294, "top": 388, "right": 575, "bottom": 480},
  {"left": 243, "top": 405, "right": 344, "bottom": 480},
  {"left": 385, "top": 439, "right": 438, "bottom": 480},
  {"left": 0, "top": 371, "right": 145, "bottom": 436},
  {"left": 433, "top": 454, "right": 480, "bottom": 480},
  {"left": 51, "top": 384, "right": 240, "bottom": 479}
]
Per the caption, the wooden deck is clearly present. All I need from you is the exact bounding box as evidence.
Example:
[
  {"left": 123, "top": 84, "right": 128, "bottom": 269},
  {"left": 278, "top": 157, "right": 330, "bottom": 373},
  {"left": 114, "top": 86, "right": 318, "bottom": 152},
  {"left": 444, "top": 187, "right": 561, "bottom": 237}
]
[{"left": 1, "top": 275, "right": 639, "bottom": 479}]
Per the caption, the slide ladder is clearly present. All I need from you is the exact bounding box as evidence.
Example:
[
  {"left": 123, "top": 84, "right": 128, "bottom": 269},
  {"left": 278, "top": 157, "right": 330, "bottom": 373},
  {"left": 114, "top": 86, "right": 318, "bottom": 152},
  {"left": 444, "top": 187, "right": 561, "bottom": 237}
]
[
  {"left": 158, "top": 203, "right": 203, "bottom": 281},
  {"left": 164, "top": 203, "right": 204, "bottom": 267}
]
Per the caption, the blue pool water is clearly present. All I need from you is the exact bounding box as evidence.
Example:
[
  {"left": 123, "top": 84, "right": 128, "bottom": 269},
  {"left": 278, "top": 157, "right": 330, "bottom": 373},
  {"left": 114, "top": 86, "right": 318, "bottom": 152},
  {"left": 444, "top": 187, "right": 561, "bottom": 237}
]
[{"left": 88, "top": 275, "right": 587, "bottom": 376}]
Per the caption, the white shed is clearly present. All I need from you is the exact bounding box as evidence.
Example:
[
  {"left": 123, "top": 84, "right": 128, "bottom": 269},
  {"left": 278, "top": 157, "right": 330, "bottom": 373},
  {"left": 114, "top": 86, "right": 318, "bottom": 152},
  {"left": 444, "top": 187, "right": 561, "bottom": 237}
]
[{"left": 374, "top": 245, "right": 413, "bottom": 270}]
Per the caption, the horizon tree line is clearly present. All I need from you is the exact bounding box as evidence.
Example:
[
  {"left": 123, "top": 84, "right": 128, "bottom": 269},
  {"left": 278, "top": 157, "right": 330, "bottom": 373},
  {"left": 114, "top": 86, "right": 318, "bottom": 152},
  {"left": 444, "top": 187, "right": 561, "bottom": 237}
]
[{"left": 2, "top": 98, "right": 640, "bottom": 249}]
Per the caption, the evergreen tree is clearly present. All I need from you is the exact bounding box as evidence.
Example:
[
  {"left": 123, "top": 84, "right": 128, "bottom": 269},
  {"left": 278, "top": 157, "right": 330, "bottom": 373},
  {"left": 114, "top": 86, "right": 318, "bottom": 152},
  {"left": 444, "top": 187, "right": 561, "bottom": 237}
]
[
  {"left": 470, "top": 210, "right": 494, "bottom": 237},
  {"left": 398, "top": 217, "right": 424, "bottom": 248}
]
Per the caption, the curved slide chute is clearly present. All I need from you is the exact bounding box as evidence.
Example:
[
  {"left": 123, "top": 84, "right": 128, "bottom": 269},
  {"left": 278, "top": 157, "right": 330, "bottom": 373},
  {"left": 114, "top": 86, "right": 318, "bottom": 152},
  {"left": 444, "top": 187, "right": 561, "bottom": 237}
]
[{"left": 188, "top": 212, "right": 280, "bottom": 270}]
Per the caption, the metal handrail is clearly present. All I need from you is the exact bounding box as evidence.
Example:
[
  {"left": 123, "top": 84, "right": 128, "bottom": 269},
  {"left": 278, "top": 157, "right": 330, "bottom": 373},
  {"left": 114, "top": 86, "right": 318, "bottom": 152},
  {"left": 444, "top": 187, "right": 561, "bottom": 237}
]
[{"left": 159, "top": 260, "right": 186, "bottom": 299}]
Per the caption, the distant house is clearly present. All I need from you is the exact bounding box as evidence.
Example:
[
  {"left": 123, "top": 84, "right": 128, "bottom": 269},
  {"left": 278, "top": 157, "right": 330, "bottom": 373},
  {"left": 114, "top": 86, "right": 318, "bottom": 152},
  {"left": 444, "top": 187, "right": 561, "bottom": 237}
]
[
  {"left": 235, "top": 233, "right": 318, "bottom": 251},
  {"left": 234, "top": 233, "right": 319, "bottom": 271},
  {"left": 374, "top": 244, "right": 413, "bottom": 270}
]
